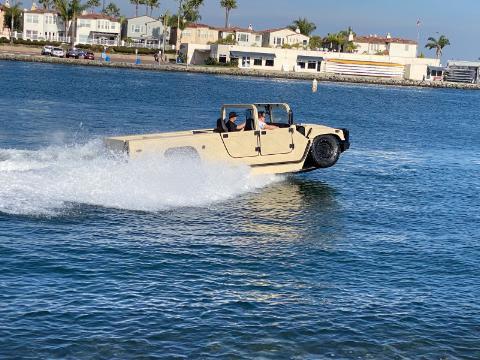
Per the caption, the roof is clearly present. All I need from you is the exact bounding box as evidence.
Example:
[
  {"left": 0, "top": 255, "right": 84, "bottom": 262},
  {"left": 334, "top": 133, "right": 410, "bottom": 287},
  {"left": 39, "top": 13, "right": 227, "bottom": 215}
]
[
  {"left": 24, "top": 8, "right": 59, "bottom": 14},
  {"left": 217, "top": 26, "right": 261, "bottom": 34},
  {"left": 184, "top": 23, "right": 217, "bottom": 30},
  {"left": 77, "top": 13, "right": 118, "bottom": 22},
  {"left": 126, "top": 15, "right": 155, "bottom": 21},
  {"left": 447, "top": 60, "right": 480, "bottom": 68},
  {"left": 261, "top": 27, "right": 294, "bottom": 34},
  {"left": 354, "top": 35, "right": 417, "bottom": 45}
]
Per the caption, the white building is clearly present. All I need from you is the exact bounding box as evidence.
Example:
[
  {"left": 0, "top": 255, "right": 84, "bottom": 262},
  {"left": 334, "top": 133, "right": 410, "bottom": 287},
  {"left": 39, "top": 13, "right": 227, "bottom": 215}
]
[
  {"left": 218, "top": 26, "right": 262, "bottom": 47},
  {"left": 353, "top": 34, "right": 417, "bottom": 58},
  {"left": 22, "top": 8, "right": 66, "bottom": 41},
  {"left": 22, "top": 8, "right": 121, "bottom": 45},
  {"left": 262, "top": 27, "right": 310, "bottom": 48},
  {"left": 76, "top": 13, "right": 121, "bottom": 46},
  {"left": 184, "top": 43, "right": 440, "bottom": 80},
  {"left": 126, "top": 15, "right": 168, "bottom": 48}
]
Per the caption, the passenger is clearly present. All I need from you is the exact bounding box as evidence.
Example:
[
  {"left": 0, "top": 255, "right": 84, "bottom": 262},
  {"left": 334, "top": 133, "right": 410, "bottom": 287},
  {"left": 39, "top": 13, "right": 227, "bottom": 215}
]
[
  {"left": 225, "top": 112, "right": 245, "bottom": 132},
  {"left": 258, "top": 111, "right": 278, "bottom": 130}
]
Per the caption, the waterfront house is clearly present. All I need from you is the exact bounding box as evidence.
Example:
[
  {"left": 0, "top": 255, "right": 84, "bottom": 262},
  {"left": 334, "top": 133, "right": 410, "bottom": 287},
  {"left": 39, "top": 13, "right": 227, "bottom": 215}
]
[
  {"left": 126, "top": 15, "right": 168, "bottom": 48},
  {"left": 0, "top": 3, "right": 10, "bottom": 38},
  {"left": 76, "top": 13, "right": 121, "bottom": 46},
  {"left": 353, "top": 34, "right": 417, "bottom": 57},
  {"left": 184, "top": 43, "right": 439, "bottom": 80},
  {"left": 22, "top": 7, "right": 66, "bottom": 42},
  {"left": 218, "top": 25, "right": 262, "bottom": 47},
  {"left": 170, "top": 23, "right": 219, "bottom": 49},
  {"left": 261, "top": 27, "right": 310, "bottom": 48}
]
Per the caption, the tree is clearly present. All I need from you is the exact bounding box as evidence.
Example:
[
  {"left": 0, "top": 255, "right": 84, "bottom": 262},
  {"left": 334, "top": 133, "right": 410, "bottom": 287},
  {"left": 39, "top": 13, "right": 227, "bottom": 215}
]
[
  {"left": 4, "top": 1, "right": 23, "bottom": 43},
  {"left": 53, "top": 0, "right": 71, "bottom": 42},
  {"left": 39, "top": 0, "right": 53, "bottom": 10},
  {"left": 52, "top": 0, "right": 89, "bottom": 43},
  {"left": 425, "top": 35, "right": 450, "bottom": 58},
  {"left": 146, "top": 0, "right": 160, "bottom": 16},
  {"left": 130, "top": 0, "right": 142, "bottom": 17},
  {"left": 309, "top": 35, "right": 322, "bottom": 50},
  {"left": 289, "top": 17, "right": 316, "bottom": 36},
  {"left": 102, "top": 2, "right": 120, "bottom": 17},
  {"left": 86, "top": 0, "right": 100, "bottom": 12},
  {"left": 220, "top": 0, "right": 237, "bottom": 28}
]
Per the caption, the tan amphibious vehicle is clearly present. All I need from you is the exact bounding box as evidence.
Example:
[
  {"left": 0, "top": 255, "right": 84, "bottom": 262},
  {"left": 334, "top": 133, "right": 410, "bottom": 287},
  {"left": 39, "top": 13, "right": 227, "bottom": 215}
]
[{"left": 105, "top": 103, "right": 350, "bottom": 175}]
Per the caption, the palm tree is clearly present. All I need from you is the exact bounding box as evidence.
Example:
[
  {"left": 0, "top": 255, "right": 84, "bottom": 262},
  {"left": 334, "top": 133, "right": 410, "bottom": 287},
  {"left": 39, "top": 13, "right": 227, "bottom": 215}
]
[
  {"left": 53, "top": 0, "right": 71, "bottom": 41},
  {"left": 289, "top": 17, "right": 316, "bottom": 36},
  {"left": 86, "top": 0, "right": 100, "bottom": 12},
  {"left": 69, "top": 0, "right": 89, "bottom": 46},
  {"left": 145, "top": 0, "right": 159, "bottom": 16},
  {"left": 130, "top": 0, "right": 142, "bottom": 17},
  {"left": 102, "top": 2, "right": 120, "bottom": 17},
  {"left": 4, "top": 1, "right": 23, "bottom": 43},
  {"left": 39, "top": 0, "right": 53, "bottom": 10},
  {"left": 220, "top": 0, "right": 237, "bottom": 28},
  {"left": 425, "top": 35, "right": 450, "bottom": 58}
]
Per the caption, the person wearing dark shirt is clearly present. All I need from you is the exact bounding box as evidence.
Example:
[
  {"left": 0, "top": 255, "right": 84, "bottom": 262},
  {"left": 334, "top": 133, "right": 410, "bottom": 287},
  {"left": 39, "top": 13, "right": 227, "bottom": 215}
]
[{"left": 225, "top": 112, "right": 245, "bottom": 132}]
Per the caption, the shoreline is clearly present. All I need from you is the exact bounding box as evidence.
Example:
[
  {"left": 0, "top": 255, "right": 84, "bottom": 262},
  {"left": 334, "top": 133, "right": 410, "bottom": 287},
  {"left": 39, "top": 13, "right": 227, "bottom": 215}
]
[{"left": 2, "top": 53, "right": 479, "bottom": 90}]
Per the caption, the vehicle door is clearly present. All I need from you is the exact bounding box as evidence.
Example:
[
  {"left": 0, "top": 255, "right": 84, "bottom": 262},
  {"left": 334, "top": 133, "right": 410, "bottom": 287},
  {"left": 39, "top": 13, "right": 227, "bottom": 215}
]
[
  {"left": 258, "top": 107, "right": 294, "bottom": 156},
  {"left": 259, "top": 127, "right": 294, "bottom": 156},
  {"left": 221, "top": 130, "right": 259, "bottom": 158}
]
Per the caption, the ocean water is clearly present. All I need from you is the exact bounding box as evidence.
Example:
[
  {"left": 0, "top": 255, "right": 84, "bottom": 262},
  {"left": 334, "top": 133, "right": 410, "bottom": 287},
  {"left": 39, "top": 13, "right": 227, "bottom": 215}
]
[{"left": 0, "top": 61, "right": 479, "bottom": 359}]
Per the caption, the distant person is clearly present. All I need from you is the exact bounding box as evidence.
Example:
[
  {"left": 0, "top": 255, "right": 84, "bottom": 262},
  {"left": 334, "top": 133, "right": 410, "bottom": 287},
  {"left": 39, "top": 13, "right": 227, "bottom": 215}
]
[
  {"left": 225, "top": 112, "right": 245, "bottom": 132},
  {"left": 258, "top": 111, "right": 278, "bottom": 130}
]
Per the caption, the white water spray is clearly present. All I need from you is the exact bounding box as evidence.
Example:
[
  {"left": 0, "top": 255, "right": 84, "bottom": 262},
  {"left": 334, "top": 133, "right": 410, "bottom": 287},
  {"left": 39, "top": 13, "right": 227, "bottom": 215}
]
[{"left": 0, "top": 140, "right": 278, "bottom": 216}]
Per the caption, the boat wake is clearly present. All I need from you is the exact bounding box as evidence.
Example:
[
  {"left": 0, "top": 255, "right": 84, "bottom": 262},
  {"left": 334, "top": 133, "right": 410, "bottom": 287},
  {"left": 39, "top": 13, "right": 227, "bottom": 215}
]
[{"left": 0, "top": 140, "right": 278, "bottom": 216}]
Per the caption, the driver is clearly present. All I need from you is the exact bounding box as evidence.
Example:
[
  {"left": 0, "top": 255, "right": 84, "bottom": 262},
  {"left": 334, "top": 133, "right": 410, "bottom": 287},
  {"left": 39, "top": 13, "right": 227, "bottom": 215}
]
[
  {"left": 225, "top": 112, "right": 245, "bottom": 132},
  {"left": 258, "top": 111, "right": 278, "bottom": 130}
]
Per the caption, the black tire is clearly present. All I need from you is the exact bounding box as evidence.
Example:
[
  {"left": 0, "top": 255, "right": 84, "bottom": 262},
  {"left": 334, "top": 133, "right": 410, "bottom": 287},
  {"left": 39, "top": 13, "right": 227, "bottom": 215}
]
[{"left": 310, "top": 135, "right": 341, "bottom": 169}]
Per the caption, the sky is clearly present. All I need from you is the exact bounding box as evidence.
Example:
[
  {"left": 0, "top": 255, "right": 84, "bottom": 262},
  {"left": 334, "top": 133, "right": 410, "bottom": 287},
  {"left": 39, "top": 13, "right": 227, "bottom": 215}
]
[{"left": 25, "top": 0, "right": 480, "bottom": 61}]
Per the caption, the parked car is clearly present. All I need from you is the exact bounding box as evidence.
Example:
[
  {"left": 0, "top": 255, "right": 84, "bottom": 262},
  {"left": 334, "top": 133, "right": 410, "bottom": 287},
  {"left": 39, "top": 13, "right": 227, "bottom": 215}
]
[
  {"left": 51, "top": 47, "right": 65, "bottom": 58},
  {"left": 41, "top": 45, "right": 54, "bottom": 55},
  {"left": 66, "top": 49, "right": 80, "bottom": 59},
  {"left": 76, "top": 49, "right": 87, "bottom": 58},
  {"left": 83, "top": 51, "right": 95, "bottom": 60}
]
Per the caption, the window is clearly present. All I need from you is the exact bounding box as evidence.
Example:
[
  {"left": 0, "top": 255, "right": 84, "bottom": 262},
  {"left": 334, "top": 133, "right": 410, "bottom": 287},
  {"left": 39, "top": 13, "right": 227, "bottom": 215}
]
[
  {"left": 405, "top": 44, "right": 409, "bottom": 51},
  {"left": 26, "top": 14, "right": 39, "bottom": 24},
  {"left": 255, "top": 35, "right": 261, "bottom": 42},
  {"left": 219, "top": 55, "right": 227, "bottom": 63},
  {"left": 308, "top": 61, "right": 316, "bottom": 69},
  {"left": 254, "top": 58, "right": 262, "bottom": 66},
  {"left": 237, "top": 33, "right": 249, "bottom": 42},
  {"left": 274, "top": 37, "right": 284, "bottom": 45},
  {"left": 111, "top": 23, "right": 116, "bottom": 30},
  {"left": 265, "top": 59, "right": 274, "bottom": 67},
  {"left": 26, "top": 30, "right": 38, "bottom": 39},
  {"left": 303, "top": 39, "right": 308, "bottom": 46},
  {"left": 79, "top": 19, "right": 91, "bottom": 28},
  {"left": 297, "top": 61, "right": 306, "bottom": 69},
  {"left": 134, "top": 25, "right": 140, "bottom": 33}
]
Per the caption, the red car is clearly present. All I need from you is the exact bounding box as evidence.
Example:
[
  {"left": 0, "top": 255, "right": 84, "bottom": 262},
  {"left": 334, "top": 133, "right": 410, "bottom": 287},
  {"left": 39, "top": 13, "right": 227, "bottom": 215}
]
[{"left": 84, "top": 51, "right": 95, "bottom": 60}]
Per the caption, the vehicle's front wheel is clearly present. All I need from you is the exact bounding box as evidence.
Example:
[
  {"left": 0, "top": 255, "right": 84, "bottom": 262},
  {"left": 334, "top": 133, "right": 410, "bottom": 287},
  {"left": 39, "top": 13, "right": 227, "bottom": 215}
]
[{"left": 310, "top": 135, "right": 341, "bottom": 168}]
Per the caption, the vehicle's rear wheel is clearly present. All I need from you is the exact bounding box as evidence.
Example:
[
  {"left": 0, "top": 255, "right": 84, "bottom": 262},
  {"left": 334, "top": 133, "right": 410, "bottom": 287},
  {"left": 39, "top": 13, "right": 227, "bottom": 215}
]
[
  {"left": 310, "top": 135, "right": 340, "bottom": 168},
  {"left": 164, "top": 146, "right": 200, "bottom": 162}
]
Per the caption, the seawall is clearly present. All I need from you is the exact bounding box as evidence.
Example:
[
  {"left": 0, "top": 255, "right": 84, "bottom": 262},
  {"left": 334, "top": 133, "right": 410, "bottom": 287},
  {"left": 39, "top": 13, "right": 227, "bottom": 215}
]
[{"left": 1, "top": 53, "right": 479, "bottom": 90}]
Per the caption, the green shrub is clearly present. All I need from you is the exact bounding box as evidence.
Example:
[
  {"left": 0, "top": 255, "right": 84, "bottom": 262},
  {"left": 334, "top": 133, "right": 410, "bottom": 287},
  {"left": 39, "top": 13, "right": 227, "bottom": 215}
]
[
  {"left": 204, "top": 56, "right": 238, "bottom": 67},
  {"left": 111, "top": 46, "right": 158, "bottom": 55}
]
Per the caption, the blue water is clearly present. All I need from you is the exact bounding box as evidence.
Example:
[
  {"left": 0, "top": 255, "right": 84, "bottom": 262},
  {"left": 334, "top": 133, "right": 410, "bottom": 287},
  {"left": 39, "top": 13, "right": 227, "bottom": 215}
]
[{"left": 1, "top": 61, "right": 479, "bottom": 359}]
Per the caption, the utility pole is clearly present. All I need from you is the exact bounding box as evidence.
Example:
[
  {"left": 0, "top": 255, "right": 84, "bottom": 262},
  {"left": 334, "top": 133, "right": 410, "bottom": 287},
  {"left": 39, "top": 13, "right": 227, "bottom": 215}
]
[
  {"left": 176, "top": 0, "right": 183, "bottom": 56},
  {"left": 9, "top": 0, "right": 15, "bottom": 44}
]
